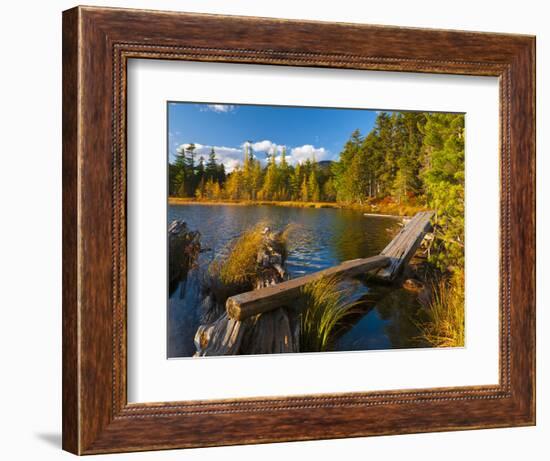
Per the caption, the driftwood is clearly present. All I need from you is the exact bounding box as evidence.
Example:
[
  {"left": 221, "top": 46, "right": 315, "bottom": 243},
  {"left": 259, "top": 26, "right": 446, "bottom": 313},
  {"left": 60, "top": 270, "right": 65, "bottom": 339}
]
[
  {"left": 226, "top": 255, "right": 390, "bottom": 321},
  {"left": 241, "top": 308, "right": 297, "bottom": 354},
  {"left": 193, "top": 211, "right": 433, "bottom": 356},
  {"left": 194, "top": 307, "right": 297, "bottom": 356},
  {"left": 193, "top": 228, "right": 295, "bottom": 356},
  {"left": 168, "top": 220, "right": 200, "bottom": 294},
  {"left": 375, "top": 211, "right": 434, "bottom": 281},
  {"left": 194, "top": 313, "right": 245, "bottom": 356}
]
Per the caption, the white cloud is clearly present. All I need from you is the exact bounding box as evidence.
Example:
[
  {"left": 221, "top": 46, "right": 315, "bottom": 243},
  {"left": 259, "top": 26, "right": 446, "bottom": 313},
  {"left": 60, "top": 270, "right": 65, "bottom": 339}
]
[
  {"left": 288, "top": 144, "right": 330, "bottom": 164},
  {"left": 201, "top": 104, "right": 236, "bottom": 113},
  {"left": 175, "top": 140, "right": 331, "bottom": 172},
  {"left": 177, "top": 143, "right": 243, "bottom": 172},
  {"left": 244, "top": 140, "right": 285, "bottom": 155}
]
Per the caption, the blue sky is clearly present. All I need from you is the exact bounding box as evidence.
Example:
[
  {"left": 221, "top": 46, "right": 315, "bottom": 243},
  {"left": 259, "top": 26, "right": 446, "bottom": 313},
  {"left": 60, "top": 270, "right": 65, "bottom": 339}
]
[{"left": 168, "top": 102, "right": 380, "bottom": 171}]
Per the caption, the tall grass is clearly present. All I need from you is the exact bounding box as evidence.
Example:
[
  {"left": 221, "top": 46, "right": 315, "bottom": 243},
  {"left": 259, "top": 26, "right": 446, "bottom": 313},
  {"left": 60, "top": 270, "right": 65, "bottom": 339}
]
[
  {"left": 417, "top": 270, "right": 465, "bottom": 347},
  {"left": 299, "top": 276, "right": 358, "bottom": 352},
  {"left": 206, "top": 224, "right": 358, "bottom": 353},
  {"left": 216, "top": 223, "right": 267, "bottom": 287},
  {"left": 206, "top": 222, "right": 289, "bottom": 305}
]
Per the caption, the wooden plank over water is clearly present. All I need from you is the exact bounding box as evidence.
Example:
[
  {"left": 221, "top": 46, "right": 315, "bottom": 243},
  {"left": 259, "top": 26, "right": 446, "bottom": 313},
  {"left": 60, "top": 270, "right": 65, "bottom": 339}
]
[
  {"left": 226, "top": 255, "right": 390, "bottom": 320},
  {"left": 376, "top": 210, "right": 434, "bottom": 281}
]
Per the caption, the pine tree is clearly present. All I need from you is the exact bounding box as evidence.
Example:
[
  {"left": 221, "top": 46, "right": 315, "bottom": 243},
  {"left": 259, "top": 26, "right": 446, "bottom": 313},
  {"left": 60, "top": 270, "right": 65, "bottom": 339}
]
[
  {"left": 172, "top": 145, "right": 188, "bottom": 197},
  {"left": 278, "top": 147, "right": 290, "bottom": 200},
  {"left": 421, "top": 113, "right": 465, "bottom": 270},
  {"left": 290, "top": 163, "right": 302, "bottom": 200},
  {"left": 322, "top": 177, "right": 336, "bottom": 201},
  {"left": 333, "top": 129, "right": 363, "bottom": 203},
  {"left": 196, "top": 156, "right": 205, "bottom": 188},
  {"left": 205, "top": 148, "right": 218, "bottom": 182},
  {"left": 217, "top": 163, "right": 226, "bottom": 184},
  {"left": 225, "top": 168, "right": 244, "bottom": 199},
  {"left": 184, "top": 143, "right": 196, "bottom": 195},
  {"left": 242, "top": 142, "right": 256, "bottom": 199},
  {"left": 307, "top": 160, "right": 320, "bottom": 202},
  {"left": 261, "top": 147, "right": 279, "bottom": 200},
  {"left": 300, "top": 176, "right": 309, "bottom": 202},
  {"left": 250, "top": 158, "right": 263, "bottom": 200}
]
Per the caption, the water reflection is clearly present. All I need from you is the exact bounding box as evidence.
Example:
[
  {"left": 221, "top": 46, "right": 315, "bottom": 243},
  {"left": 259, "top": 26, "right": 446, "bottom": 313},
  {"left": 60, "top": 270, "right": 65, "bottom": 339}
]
[{"left": 167, "top": 204, "right": 426, "bottom": 357}]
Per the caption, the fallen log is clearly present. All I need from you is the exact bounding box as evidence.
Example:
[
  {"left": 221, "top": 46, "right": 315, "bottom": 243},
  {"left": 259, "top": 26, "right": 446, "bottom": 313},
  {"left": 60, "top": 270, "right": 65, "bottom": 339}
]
[
  {"left": 375, "top": 211, "right": 434, "bottom": 281},
  {"left": 226, "top": 255, "right": 390, "bottom": 321}
]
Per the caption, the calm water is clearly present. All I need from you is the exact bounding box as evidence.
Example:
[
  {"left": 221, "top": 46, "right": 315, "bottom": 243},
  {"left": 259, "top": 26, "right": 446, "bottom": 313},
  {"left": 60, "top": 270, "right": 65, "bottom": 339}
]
[{"left": 167, "top": 204, "right": 427, "bottom": 357}]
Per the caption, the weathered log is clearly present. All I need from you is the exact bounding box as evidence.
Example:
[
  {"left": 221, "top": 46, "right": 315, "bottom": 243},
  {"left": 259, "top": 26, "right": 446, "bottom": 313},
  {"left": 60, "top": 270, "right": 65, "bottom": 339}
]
[
  {"left": 193, "top": 312, "right": 245, "bottom": 356},
  {"left": 194, "top": 307, "right": 297, "bottom": 356},
  {"left": 226, "top": 255, "right": 390, "bottom": 321},
  {"left": 375, "top": 211, "right": 434, "bottom": 281},
  {"left": 241, "top": 308, "right": 297, "bottom": 354},
  {"left": 193, "top": 227, "right": 292, "bottom": 356},
  {"left": 168, "top": 220, "right": 200, "bottom": 295}
]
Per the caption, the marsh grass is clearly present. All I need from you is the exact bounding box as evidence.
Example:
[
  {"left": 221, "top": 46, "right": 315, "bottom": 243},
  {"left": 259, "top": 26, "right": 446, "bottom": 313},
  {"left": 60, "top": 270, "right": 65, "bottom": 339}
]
[
  {"left": 206, "top": 222, "right": 291, "bottom": 304},
  {"left": 216, "top": 223, "right": 267, "bottom": 287},
  {"left": 299, "top": 275, "right": 359, "bottom": 352},
  {"left": 417, "top": 270, "right": 465, "bottom": 348},
  {"left": 204, "top": 223, "right": 365, "bottom": 354},
  {"left": 168, "top": 196, "right": 427, "bottom": 217}
]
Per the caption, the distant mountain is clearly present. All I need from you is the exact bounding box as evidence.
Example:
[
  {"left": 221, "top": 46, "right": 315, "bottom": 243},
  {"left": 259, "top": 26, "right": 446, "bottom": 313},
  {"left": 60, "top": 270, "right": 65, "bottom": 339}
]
[{"left": 317, "top": 160, "right": 334, "bottom": 171}]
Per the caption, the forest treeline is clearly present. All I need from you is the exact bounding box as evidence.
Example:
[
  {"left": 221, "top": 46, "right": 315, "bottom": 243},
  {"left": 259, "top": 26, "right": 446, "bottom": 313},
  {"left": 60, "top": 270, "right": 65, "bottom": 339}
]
[{"left": 169, "top": 111, "right": 465, "bottom": 270}]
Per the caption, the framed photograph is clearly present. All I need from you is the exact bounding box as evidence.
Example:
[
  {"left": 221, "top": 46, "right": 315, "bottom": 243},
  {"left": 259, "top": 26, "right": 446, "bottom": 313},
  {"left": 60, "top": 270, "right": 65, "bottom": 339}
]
[{"left": 62, "top": 6, "right": 535, "bottom": 454}]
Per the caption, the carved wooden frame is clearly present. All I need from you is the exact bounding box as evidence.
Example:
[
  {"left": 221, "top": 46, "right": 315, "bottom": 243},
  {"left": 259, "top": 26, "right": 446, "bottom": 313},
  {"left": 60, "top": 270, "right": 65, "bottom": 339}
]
[{"left": 62, "top": 5, "right": 535, "bottom": 454}]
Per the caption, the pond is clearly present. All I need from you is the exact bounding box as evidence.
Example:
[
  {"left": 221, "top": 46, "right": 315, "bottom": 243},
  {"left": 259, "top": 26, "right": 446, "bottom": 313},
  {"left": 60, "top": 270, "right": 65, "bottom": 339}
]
[{"left": 167, "top": 203, "right": 428, "bottom": 357}]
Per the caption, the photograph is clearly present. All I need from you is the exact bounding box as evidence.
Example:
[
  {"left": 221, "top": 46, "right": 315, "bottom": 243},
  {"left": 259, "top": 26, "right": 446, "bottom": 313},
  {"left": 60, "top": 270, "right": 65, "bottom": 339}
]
[
  {"left": 52, "top": 4, "right": 536, "bottom": 455},
  {"left": 167, "top": 102, "right": 465, "bottom": 358}
]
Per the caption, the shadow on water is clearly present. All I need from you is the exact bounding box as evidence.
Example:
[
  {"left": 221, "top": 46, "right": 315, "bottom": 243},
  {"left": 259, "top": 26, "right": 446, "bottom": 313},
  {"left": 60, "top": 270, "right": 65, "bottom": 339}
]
[
  {"left": 336, "top": 283, "right": 429, "bottom": 351},
  {"left": 167, "top": 204, "right": 426, "bottom": 357},
  {"left": 167, "top": 268, "right": 203, "bottom": 357}
]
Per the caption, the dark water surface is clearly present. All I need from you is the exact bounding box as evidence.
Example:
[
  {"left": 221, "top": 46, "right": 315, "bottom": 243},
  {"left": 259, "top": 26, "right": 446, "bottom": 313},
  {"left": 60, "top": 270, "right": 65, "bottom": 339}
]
[{"left": 167, "top": 204, "right": 427, "bottom": 357}]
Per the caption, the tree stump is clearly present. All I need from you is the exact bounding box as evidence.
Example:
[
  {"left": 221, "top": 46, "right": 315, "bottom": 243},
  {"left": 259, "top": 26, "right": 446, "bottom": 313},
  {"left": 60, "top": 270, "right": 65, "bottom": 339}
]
[{"left": 168, "top": 220, "right": 200, "bottom": 295}]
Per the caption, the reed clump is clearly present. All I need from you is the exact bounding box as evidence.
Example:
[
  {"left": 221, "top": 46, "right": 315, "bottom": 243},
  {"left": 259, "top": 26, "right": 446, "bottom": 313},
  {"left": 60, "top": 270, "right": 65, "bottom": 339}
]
[
  {"left": 217, "top": 224, "right": 267, "bottom": 287},
  {"left": 206, "top": 222, "right": 290, "bottom": 305},
  {"left": 299, "top": 276, "right": 358, "bottom": 352},
  {"left": 417, "top": 270, "right": 465, "bottom": 348}
]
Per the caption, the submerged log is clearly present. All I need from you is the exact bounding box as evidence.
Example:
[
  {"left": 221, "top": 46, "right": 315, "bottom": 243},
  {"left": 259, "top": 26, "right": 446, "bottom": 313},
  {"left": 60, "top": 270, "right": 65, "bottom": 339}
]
[{"left": 226, "top": 255, "right": 390, "bottom": 321}]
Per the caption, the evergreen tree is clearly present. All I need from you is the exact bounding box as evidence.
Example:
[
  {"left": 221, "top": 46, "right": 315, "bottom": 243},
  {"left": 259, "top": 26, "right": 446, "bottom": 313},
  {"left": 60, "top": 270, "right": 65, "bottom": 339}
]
[
  {"left": 261, "top": 147, "right": 279, "bottom": 200},
  {"left": 225, "top": 168, "right": 244, "bottom": 199},
  {"left": 196, "top": 156, "right": 205, "bottom": 185},
  {"left": 421, "top": 113, "right": 465, "bottom": 270},
  {"left": 300, "top": 176, "right": 309, "bottom": 202},
  {"left": 290, "top": 163, "right": 303, "bottom": 200},
  {"left": 278, "top": 147, "right": 290, "bottom": 200},
  {"left": 183, "top": 143, "right": 196, "bottom": 195},
  {"left": 205, "top": 148, "right": 218, "bottom": 181},
  {"left": 307, "top": 159, "right": 320, "bottom": 202},
  {"left": 250, "top": 158, "right": 263, "bottom": 200},
  {"left": 172, "top": 145, "right": 188, "bottom": 197},
  {"left": 322, "top": 177, "right": 336, "bottom": 201},
  {"left": 333, "top": 128, "right": 363, "bottom": 202},
  {"left": 217, "top": 163, "right": 226, "bottom": 184}
]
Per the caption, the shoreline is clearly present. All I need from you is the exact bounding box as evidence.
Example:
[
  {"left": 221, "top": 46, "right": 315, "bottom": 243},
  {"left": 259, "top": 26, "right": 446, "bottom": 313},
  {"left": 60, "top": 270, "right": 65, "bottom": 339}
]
[{"left": 168, "top": 197, "right": 426, "bottom": 218}]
